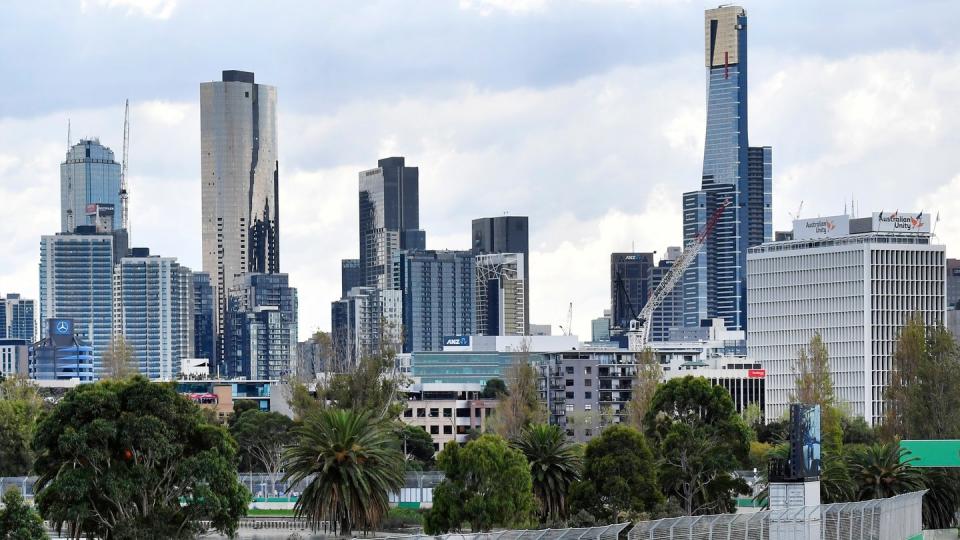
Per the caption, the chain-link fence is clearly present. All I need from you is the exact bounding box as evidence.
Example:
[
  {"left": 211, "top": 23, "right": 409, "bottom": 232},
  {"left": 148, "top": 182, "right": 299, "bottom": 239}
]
[
  {"left": 365, "top": 523, "right": 631, "bottom": 540},
  {"left": 627, "top": 491, "right": 926, "bottom": 540}
]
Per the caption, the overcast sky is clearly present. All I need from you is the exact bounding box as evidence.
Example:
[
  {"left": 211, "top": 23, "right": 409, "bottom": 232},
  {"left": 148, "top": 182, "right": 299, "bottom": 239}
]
[{"left": 2, "top": 0, "right": 959, "bottom": 339}]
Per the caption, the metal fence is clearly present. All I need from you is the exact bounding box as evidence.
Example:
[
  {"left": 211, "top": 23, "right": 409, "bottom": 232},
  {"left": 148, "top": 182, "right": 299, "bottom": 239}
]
[
  {"left": 365, "top": 523, "right": 631, "bottom": 540},
  {"left": 627, "top": 491, "right": 926, "bottom": 540}
]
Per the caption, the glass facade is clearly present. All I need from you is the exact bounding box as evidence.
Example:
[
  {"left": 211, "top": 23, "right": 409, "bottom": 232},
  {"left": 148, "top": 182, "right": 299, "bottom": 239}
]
[
  {"left": 31, "top": 319, "right": 95, "bottom": 382},
  {"left": 648, "top": 250, "right": 684, "bottom": 342},
  {"left": 471, "top": 216, "right": 530, "bottom": 333},
  {"left": 393, "top": 250, "right": 476, "bottom": 353},
  {"left": 340, "top": 258, "right": 362, "bottom": 298},
  {"left": 411, "top": 351, "right": 543, "bottom": 385},
  {"left": 201, "top": 70, "right": 280, "bottom": 365},
  {"left": 224, "top": 273, "right": 298, "bottom": 379},
  {"left": 193, "top": 272, "right": 216, "bottom": 364},
  {"left": 39, "top": 232, "right": 115, "bottom": 378},
  {"left": 114, "top": 255, "right": 194, "bottom": 380},
  {"left": 610, "top": 253, "right": 654, "bottom": 332},
  {"left": 60, "top": 139, "right": 123, "bottom": 233},
  {"left": 1, "top": 294, "right": 36, "bottom": 342},
  {"left": 682, "top": 6, "right": 772, "bottom": 331}
]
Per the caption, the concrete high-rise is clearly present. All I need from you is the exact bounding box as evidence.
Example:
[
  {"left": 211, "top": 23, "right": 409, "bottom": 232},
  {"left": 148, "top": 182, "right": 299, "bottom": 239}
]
[
  {"left": 331, "top": 286, "right": 401, "bottom": 368},
  {"left": 472, "top": 216, "right": 529, "bottom": 334},
  {"left": 113, "top": 250, "right": 194, "bottom": 380},
  {"left": 359, "top": 157, "right": 425, "bottom": 291},
  {"left": 1, "top": 294, "right": 36, "bottom": 342},
  {"left": 393, "top": 250, "right": 475, "bottom": 352},
  {"left": 747, "top": 213, "right": 944, "bottom": 426},
  {"left": 610, "top": 253, "right": 654, "bottom": 332},
  {"left": 60, "top": 139, "right": 123, "bottom": 233},
  {"left": 201, "top": 70, "right": 280, "bottom": 362},
  {"left": 683, "top": 6, "right": 772, "bottom": 331},
  {"left": 224, "top": 273, "right": 298, "bottom": 379}
]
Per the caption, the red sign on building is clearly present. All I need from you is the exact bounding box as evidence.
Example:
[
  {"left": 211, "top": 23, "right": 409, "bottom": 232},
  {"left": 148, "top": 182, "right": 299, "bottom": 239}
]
[{"left": 747, "top": 369, "right": 766, "bottom": 379}]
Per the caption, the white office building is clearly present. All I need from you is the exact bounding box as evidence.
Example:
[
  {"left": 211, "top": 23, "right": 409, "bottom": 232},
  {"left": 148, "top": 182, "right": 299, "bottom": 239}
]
[{"left": 747, "top": 212, "right": 945, "bottom": 426}]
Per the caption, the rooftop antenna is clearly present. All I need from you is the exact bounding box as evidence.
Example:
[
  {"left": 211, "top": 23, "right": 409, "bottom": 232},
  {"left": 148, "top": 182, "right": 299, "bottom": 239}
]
[
  {"left": 67, "top": 119, "right": 71, "bottom": 148},
  {"left": 120, "top": 99, "right": 130, "bottom": 232}
]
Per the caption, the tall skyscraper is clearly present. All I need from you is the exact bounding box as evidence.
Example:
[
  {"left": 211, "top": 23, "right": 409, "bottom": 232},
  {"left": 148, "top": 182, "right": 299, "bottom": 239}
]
[
  {"left": 682, "top": 6, "right": 772, "bottom": 331},
  {"left": 39, "top": 228, "right": 117, "bottom": 378},
  {"left": 341, "top": 259, "right": 363, "bottom": 297},
  {"left": 472, "top": 216, "right": 529, "bottom": 334},
  {"left": 393, "top": 250, "right": 475, "bottom": 352},
  {"left": 113, "top": 250, "right": 194, "bottom": 380},
  {"left": 610, "top": 252, "right": 654, "bottom": 332},
  {"left": 359, "top": 157, "right": 425, "bottom": 291},
  {"left": 224, "top": 273, "right": 298, "bottom": 379},
  {"left": 60, "top": 139, "right": 123, "bottom": 233},
  {"left": 475, "top": 253, "right": 525, "bottom": 337},
  {"left": 1, "top": 294, "right": 36, "bottom": 342},
  {"left": 192, "top": 272, "right": 216, "bottom": 364},
  {"left": 201, "top": 70, "right": 280, "bottom": 363}
]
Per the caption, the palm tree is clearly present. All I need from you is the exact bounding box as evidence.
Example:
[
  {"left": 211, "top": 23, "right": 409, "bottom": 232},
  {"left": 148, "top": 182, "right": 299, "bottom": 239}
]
[
  {"left": 848, "top": 443, "right": 924, "bottom": 500},
  {"left": 282, "top": 409, "right": 405, "bottom": 535},
  {"left": 512, "top": 424, "right": 582, "bottom": 523}
]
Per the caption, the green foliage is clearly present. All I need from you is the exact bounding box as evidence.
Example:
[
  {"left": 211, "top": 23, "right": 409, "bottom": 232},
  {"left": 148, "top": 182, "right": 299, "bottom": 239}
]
[
  {"left": 791, "top": 333, "right": 843, "bottom": 452},
  {"left": 754, "top": 418, "right": 789, "bottom": 445},
  {"left": 382, "top": 507, "right": 424, "bottom": 530},
  {"left": 568, "top": 424, "right": 662, "bottom": 523},
  {"left": 481, "top": 378, "right": 507, "bottom": 399},
  {"left": 885, "top": 316, "right": 960, "bottom": 440},
  {"left": 625, "top": 348, "right": 661, "bottom": 433},
  {"left": 31, "top": 376, "right": 249, "bottom": 539},
  {"left": 920, "top": 469, "right": 960, "bottom": 530},
  {"left": 282, "top": 409, "right": 405, "bottom": 535},
  {"left": 490, "top": 359, "right": 547, "bottom": 440},
  {"left": 748, "top": 441, "right": 772, "bottom": 471},
  {"left": 230, "top": 409, "right": 294, "bottom": 486},
  {"left": 425, "top": 435, "right": 536, "bottom": 533},
  {"left": 396, "top": 423, "right": 436, "bottom": 466},
  {"left": 840, "top": 414, "right": 877, "bottom": 446},
  {"left": 819, "top": 455, "right": 855, "bottom": 504},
  {"left": 101, "top": 335, "right": 137, "bottom": 380},
  {"left": 290, "top": 353, "right": 408, "bottom": 421},
  {"left": 849, "top": 443, "right": 924, "bottom": 500},
  {"left": 0, "top": 377, "right": 43, "bottom": 476},
  {"left": 0, "top": 488, "right": 47, "bottom": 540},
  {"left": 645, "top": 376, "right": 750, "bottom": 515},
  {"left": 512, "top": 424, "right": 582, "bottom": 523},
  {"left": 228, "top": 399, "right": 260, "bottom": 427}
]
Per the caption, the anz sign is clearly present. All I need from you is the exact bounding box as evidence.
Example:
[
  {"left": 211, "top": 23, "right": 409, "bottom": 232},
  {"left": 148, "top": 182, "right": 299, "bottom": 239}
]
[{"left": 443, "top": 336, "right": 470, "bottom": 347}]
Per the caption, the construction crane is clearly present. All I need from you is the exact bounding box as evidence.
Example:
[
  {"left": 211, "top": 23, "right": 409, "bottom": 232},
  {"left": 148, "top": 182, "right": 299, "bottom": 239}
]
[
  {"left": 627, "top": 198, "right": 732, "bottom": 350},
  {"left": 120, "top": 99, "right": 130, "bottom": 232},
  {"left": 559, "top": 302, "right": 573, "bottom": 336}
]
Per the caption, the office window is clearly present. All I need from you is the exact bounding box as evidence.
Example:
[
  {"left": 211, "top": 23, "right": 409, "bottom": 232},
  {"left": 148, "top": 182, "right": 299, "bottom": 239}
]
[
  {"left": 584, "top": 379, "right": 592, "bottom": 387},
  {"left": 403, "top": 409, "right": 413, "bottom": 418},
  {"left": 565, "top": 379, "right": 574, "bottom": 387},
  {"left": 430, "top": 425, "right": 439, "bottom": 434},
  {"left": 584, "top": 392, "right": 592, "bottom": 399},
  {"left": 584, "top": 366, "right": 592, "bottom": 375},
  {"left": 565, "top": 404, "right": 574, "bottom": 412},
  {"left": 443, "top": 425, "right": 452, "bottom": 434},
  {"left": 565, "top": 391, "right": 575, "bottom": 399},
  {"left": 565, "top": 366, "right": 574, "bottom": 374},
  {"left": 584, "top": 404, "right": 592, "bottom": 411}
]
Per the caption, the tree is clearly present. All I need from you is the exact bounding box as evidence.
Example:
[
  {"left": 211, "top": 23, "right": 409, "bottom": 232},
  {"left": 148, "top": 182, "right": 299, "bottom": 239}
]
[
  {"left": 0, "top": 376, "right": 43, "bottom": 476},
  {"left": 101, "top": 335, "right": 137, "bottom": 379},
  {"left": 481, "top": 378, "right": 507, "bottom": 399},
  {"left": 0, "top": 488, "right": 47, "bottom": 540},
  {"left": 755, "top": 418, "right": 789, "bottom": 445},
  {"left": 228, "top": 399, "right": 260, "bottom": 428},
  {"left": 490, "top": 357, "right": 546, "bottom": 440},
  {"left": 645, "top": 376, "right": 750, "bottom": 515},
  {"left": 292, "top": 353, "right": 409, "bottom": 420},
  {"left": 885, "top": 316, "right": 960, "bottom": 440},
  {"left": 425, "top": 435, "right": 536, "bottom": 533},
  {"left": 568, "top": 425, "right": 662, "bottom": 523},
  {"left": 396, "top": 423, "right": 436, "bottom": 466},
  {"left": 848, "top": 443, "right": 924, "bottom": 500},
  {"left": 840, "top": 413, "right": 877, "bottom": 447},
  {"left": 512, "top": 424, "right": 581, "bottom": 523},
  {"left": 920, "top": 469, "right": 960, "bottom": 530},
  {"left": 791, "top": 333, "right": 842, "bottom": 452},
  {"left": 230, "top": 409, "right": 294, "bottom": 489},
  {"left": 625, "top": 348, "right": 661, "bottom": 432},
  {"left": 282, "top": 409, "right": 405, "bottom": 535},
  {"left": 31, "top": 377, "right": 248, "bottom": 539}
]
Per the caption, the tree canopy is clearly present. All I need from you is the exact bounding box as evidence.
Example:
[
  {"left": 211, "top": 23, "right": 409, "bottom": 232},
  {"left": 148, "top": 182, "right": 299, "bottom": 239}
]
[
  {"left": 568, "top": 424, "right": 662, "bottom": 523},
  {"left": 645, "top": 376, "right": 750, "bottom": 515},
  {"left": 31, "top": 376, "right": 249, "bottom": 539},
  {"left": 0, "top": 488, "right": 47, "bottom": 539},
  {"left": 425, "top": 434, "right": 536, "bottom": 533},
  {"left": 490, "top": 358, "right": 546, "bottom": 440},
  {"left": 0, "top": 376, "right": 44, "bottom": 476},
  {"left": 512, "top": 424, "right": 581, "bottom": 523},
  {"left": 230, "top": 409, "right": 294, "bottom": 487},
  {"left": 396, "top": 423, "right": 436, "bottom": 466},
  {"left": 625, "top": 348, "right": 661, "bottom": 433}
]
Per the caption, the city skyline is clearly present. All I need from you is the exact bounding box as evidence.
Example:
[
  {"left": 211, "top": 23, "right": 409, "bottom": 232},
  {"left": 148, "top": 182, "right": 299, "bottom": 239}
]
[{"left": 2, "top": 1, "right": 960, "bottom": 338}]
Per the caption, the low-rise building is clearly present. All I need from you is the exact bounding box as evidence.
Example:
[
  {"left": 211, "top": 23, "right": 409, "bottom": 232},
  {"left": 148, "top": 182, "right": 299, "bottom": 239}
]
[
  {"left": 401, "top": 382, "right": 497, "bottom": 451},
  {"left": 0, "top": 338, "right": 30, "bottom": 378}
]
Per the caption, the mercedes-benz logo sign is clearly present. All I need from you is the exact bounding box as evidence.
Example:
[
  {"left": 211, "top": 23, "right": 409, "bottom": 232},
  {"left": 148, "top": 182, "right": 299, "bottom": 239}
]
[{"left": 56, "top": 321, "right": 69, "bottom": 333}]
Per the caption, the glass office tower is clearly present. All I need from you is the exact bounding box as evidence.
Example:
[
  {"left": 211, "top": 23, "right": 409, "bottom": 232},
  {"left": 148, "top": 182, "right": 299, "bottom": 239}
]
[
  {"left": 60, "top": 139, "right": 123, "bottom": 233},
  {"left": 393, "top": 250, "right": 475, "bottom": 353},
  {"left": 682, "top": 5, "right": 772, "bottom": 331},
  {"left": 201, "top": 70, "right": 281, "bottom": 366},
  {"left": 224, "top": 273, "right": 298, "bottom": 379},
  {"left": 471, "top": 216, "right": 529, "bottom": 334},
  {"left": 1, "top": 294, "right": 36, "bottom": 342}
]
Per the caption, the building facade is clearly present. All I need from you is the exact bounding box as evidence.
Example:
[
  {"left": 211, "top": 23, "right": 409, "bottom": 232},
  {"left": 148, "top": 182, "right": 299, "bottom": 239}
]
[
  {"left": 224, "top": 273, "right": 298, "bottom": 379},
  {"left": 0, "top": 339, "right": 30, "bottom": 378},
  {"left": 341, "top": 258, "right": 363, "bottom": 297},
  {"left": 331, "top": 286, "right": 402, "bottom": 367},
  {"left": 113, "top": 252, "right": 194, "bottom": 380},
  {"left": 472, "top": 216, "right": 529, "bottom": 334},
  {"left": 201, "top": 70, "right": 281, "bottom": 362},
  {"left": 648, "top": 247, "right": 684, "bottom": 342},
  {"left": 359, "top": 157, "right": 425, "bottom": 291},
  {"left": 31, "top": 318, "right": 95, "bottom": 382},
  {"left": 401, "top": 383, "right": 497, "bottom": 451},
  {"left": 682, "top": 6, "right": 772, "bottom": 332},
  {"left": 60, "top": 139, "right": 123, "bottom": 233},
  {"left": 1, "top": 294, "right": 36, "bottom": 342},
  {"left": 747, "top": 213, "right": 945, "bottom": 426},
  {"left": 610, "top": 253, "right": 654, "bottom": 332},
  {"left": 475, "top": 253, "right": 525, "bottom": 337},
  {"left": 192, "top": 272, "right": 216, "bottom": 366},
  {"left": 393, "top": 250, "right": 476, "bottom": 352},
  {"left": 39, "top": 229, "right": 117, "bottom": 377}
]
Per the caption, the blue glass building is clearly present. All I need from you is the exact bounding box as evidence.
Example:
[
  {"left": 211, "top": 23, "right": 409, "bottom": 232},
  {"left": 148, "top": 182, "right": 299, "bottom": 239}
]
[
  {"left": 682, "top": 6, "right": 772, "bottom": 331},
  {"left": 224, "top": 273, "right": 298, "bottom": 379},
  {"left": 193, "top": 272, "right": 216, "bottom": 365},
  {"left": 1, "top": 294, "right": 36, "bottom": 342},
  {"left": 60, "top": 139, "right": 123, "bottom": 233},
  {"left": 31, "top": 318, "right": 95, "bottom": 382}
]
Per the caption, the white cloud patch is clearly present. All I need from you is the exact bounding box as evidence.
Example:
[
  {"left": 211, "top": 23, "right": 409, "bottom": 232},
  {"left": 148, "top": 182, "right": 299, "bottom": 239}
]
[{"left": 82, "top": 0, "right": 178, "bottom": 19}]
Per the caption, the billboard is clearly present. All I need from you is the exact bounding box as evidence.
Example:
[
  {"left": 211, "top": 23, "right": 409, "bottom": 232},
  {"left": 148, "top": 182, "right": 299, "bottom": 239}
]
[
  {"left": 789, "top": 404, "right": 821, "bottom": 479},
  {"left": 872, "top": 211, "right": 930, "bottom": 233},
  {"left": 793, "top": 215, "right": 849, "bottom": 240},
  {"left": 443, "top": 336, "right": 470, "bottom": 347}
]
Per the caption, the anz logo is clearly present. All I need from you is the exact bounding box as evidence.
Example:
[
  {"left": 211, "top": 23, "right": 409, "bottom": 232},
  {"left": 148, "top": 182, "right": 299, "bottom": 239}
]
[{"left": 444, "top": 336, "right": 469, "bottom": 346}]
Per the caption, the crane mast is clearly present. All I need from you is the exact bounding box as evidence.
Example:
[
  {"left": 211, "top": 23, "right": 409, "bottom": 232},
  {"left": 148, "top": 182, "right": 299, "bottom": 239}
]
[
  {"left": 120, "top": 99, "right": 130, "bottom": 232},
  {"left": 627, "top": 198, "right": 731, "bottom": 350}
]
